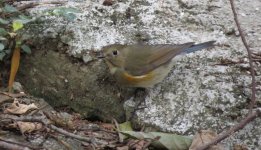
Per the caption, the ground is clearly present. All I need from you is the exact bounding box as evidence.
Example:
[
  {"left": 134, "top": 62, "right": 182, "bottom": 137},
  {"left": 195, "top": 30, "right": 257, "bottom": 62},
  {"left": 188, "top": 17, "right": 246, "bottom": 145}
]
[{"left": 0, "top": 0, "right": 260, "bottom": 149}]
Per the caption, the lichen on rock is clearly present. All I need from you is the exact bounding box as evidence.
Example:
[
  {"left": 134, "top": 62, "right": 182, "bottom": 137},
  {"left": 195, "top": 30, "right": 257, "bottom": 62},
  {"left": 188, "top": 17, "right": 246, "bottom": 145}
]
[{"left": 17, "top": 0, "right": 261, "bottom": 149}]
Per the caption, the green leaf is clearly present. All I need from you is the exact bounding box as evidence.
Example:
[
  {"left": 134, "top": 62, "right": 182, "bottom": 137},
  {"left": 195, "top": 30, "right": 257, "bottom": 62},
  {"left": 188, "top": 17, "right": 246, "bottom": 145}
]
[
  {"left": 12, "top": 20, "right": 24, "bottom": 32},
  {"left": 120, "top": 131, "right": 192, "bottom": 150},
  {"left": 21, "top": 34, "right": 31, "bottom": 41},
  {"left": 0, "top": 43, "right": 4, "bottom": 51},
  {"left": 18, "top": 15, "right": 32, "bottom": 24},
  {"left": 3, "top": 4, "right": 18, "bottom": 13},
  {"left": 53, "top": 7, "right": 81, "bottom": 15},
  {"left": 0, "top": 52, "right": 6, "bottom": 61},
  {"left": 16, "top": 40, "right": 22, "bottom": 47},
  {"left": 64, "top": 7, "right": 81, "bottom": 13},
  {"left": 5, "top": 49, "right": 11, "bottom": 54},
  {"left": 19, "top": 15, "right": 31, "bottom": 20},
  {"left": 119, "top": 121, "right": 133, "bottom": 131},
  {"left": 63, "top": 13, "right": 76, "bottom": 21},
  {"left": 0, "top": 28, "right": 8, "bottom": 36},
  {"left": 118, "top": 121, "right": 133, "bottom": 142},
  {"left": 0, "top": 36, "right": 7, "bottom": 41},
  {"left": 0, "top": 18, "right": 9, "bottom": 24},
  {"left": 52, "top": 7, "right": 80, "bottom": 21},
  {"left": 21, "top": 44, "right": 31, "bottom": 54}
]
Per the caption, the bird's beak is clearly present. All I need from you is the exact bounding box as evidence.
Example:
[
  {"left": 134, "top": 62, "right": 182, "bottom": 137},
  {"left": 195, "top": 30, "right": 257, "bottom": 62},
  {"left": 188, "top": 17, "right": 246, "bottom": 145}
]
[{"left": 96, "top": 51, "right": 105, "bottom": 59}]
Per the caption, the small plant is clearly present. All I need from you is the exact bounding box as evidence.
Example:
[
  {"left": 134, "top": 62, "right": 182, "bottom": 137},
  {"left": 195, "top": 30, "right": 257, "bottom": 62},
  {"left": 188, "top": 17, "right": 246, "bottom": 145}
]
[
  {"left": 0, "top": 3, "right": 33, "bottom": 61},
  {"left": 0, "top": 2, "right": 33, "bottom": 91},
  {"left": 0, "top": 1, "right": 80, "bottom": 92},
  {"left": 51, "top": 7, "right": 81, "bottom": 21}
]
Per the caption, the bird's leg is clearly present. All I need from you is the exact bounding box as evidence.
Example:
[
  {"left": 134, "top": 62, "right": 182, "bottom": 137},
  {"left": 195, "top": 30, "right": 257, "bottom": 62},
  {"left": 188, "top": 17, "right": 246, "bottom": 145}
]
[
  {"left": 134, "top": 87, "right": 147, "bottom": 106},
  {"left": 129, "top": 88, "right": 148, "bottom": 120}
]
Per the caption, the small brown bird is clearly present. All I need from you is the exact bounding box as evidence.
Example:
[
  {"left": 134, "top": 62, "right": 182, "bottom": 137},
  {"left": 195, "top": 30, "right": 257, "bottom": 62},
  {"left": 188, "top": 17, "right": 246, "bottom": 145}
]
[{"left": 100, "top": 41, "right": 215, "bottom": 87}]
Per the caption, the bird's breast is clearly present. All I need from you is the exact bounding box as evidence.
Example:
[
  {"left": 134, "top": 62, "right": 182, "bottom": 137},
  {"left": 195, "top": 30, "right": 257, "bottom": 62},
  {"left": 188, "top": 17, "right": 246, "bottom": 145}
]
[{"left": 122, "top": 71, "right": 155, "bottom": 84}]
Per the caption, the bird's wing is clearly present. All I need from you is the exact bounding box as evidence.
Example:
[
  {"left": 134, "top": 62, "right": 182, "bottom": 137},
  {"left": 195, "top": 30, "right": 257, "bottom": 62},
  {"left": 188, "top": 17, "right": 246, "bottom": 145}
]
[{"left": 124, "top": 43, "right": 194, "bottom": 76}]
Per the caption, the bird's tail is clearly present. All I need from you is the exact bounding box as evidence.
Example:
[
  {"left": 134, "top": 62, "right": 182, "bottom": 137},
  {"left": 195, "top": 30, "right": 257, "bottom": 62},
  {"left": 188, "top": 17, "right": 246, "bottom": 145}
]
[{"left": 185, "top": 41, "right": 215, "bottom": 53}]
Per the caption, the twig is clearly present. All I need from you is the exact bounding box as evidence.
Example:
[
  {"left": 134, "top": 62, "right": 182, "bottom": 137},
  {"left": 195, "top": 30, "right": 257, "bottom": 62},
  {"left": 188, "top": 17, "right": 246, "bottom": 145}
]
[
  {"left": 0, "top": 137, "right": 40, "bottom": 150},
  {"left": 0, "top": 114, "right": 108, "bottom": 146},
  {"left": 3, "top": 0, "right": 13, "bottom": 3},
  {"left": 0, "top": 141, "right": 31, "bottom": 150},
  {"left": 112, "top": 118, "right": 122, "bottom": 142},
  {"left": 128, "top": 139, "right": 143, "bottom": 149},
  {"left": 195, "top": 0, "right": 259, "bottom": 149},
  {"left": 49, "top": 134, "right": 72, "bottom": 150},
  {"left": 196, "top": 110, "right": 260, "bottom": 150},
  {"left": 17, "top": 1, "right": 66, "bottom": 11},
  {"left": 142, "top": 136, "right": 161, "bottom": 150},
  {"left": 100, "top": 128, "right": 117, "bottom": 134},
  {"left": 29, "top": 103, "right": 49, "bottom": 115},
  {"left": 0, "top": 114, "right": 47, "bottom": 124},
  {"left": 0, "top": 92, "right": 26, "bottom": 104},
  {"left": 229, "top": 0, "right": 256, "bottom": 113},
  {"left": 49, "top": 124, "right": 105, "bottom": 145}
]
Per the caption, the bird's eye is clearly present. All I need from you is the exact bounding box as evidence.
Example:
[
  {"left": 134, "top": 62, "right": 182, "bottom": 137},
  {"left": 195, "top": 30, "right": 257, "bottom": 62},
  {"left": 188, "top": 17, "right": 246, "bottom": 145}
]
[{"left": 112, "top": 50, "right": 118, "bottom": 56}]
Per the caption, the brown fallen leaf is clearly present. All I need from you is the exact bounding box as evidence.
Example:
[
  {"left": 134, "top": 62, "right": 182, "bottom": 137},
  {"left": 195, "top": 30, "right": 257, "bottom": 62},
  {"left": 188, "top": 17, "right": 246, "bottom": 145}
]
[
  {"left": 8, "top": 47, "right": 21, "bottom": 92},
  {"left": 17, "top": 121, "right": 43, "bottom": 134},
  {"left": 45, "top": 111, "right": 75, "bottom": 129},
  {"left": 189, "top": 130, "right": 224, "bottom": 150},
  {"left": 233, "top": 144, "right": 248, "bottom": 150},
  {"left": 120, "top": 131, "right": 191, "bottom": 149},
  {"left": 4, "top": 99, "right": 38, "bottom": 115},
  {"left": 100, "top": 123, "right": 115, "bottom": 130},
  {"left": 128, "top": 139, "right": 147, "bottom": 150},
  {"left": 103, "top": 0, "right": 113, "bottom": 6},
  {"left": 0, "top": 92, "right": 26, "bottom": 104},
  {"left": 116, "top": 146, "right": 129, "bottom": 150}
]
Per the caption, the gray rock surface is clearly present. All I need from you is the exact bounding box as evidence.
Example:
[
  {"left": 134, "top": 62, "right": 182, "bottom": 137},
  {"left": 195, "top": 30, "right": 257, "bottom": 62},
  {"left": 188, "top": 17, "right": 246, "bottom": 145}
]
[{"left": 17, "top": 0, "right": 260, "bottom": 149}]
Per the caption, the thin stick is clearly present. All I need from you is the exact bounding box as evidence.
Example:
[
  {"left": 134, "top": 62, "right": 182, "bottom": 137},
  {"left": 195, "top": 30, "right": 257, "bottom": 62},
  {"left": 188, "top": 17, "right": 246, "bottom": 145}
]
[
  {"left": 196, "top": 110, "right": 260, "bottom": 150},
  {"left": 17, "top": 1, "right": 66, "bottom": 11},
  {"left": 0, "top": 114, "right": 108, "bottom": 146},
  {"left": 49, "top": 124, "right": 106, "bottom": 145},
  {"left": 229, "top": 0, "right": 256, "bottom": 113},
  {"left": 0, "top": 92, "right": 26, "bottom": 104},
  {"left": 49, "top": 133, "right": 72, "bottom": 150},
  {"left": 195, "top": 0, "right": 259, "bottom": 149},
  {"left": 142, "top": 136, "right": 161, "bottom": 150},
  {"left": 0, "top": 137, "right": 39, "bottom": 150}
]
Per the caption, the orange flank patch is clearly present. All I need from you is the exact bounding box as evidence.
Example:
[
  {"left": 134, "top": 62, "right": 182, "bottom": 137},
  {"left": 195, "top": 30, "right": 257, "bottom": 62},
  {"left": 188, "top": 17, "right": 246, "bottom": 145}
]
[{"left": 123, "top": 71, "right": 154, "bottom": 84}]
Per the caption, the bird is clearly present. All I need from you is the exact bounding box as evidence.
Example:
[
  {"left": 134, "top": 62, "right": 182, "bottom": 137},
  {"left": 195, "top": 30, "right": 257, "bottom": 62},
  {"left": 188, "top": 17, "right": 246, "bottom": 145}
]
[{"left": 99, "top": 41, "right": 215, "bottom": 88}]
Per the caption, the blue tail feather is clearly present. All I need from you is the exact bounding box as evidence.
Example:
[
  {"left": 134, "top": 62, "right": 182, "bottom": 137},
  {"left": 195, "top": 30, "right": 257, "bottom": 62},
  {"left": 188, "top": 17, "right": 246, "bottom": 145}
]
[{"left": 185, "top": 41, "right": 215, "bottom": 53}]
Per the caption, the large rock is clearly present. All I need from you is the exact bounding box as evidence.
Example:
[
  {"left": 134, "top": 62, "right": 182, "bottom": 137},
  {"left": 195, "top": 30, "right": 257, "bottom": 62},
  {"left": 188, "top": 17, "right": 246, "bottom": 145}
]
[{"left": 17, "top": 0, "right": 260, "bottom": 149}]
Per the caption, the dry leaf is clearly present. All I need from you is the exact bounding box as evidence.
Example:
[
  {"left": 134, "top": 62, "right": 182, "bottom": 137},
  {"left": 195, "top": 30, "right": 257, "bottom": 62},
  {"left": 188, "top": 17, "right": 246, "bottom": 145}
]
[
  {"left": 103, "top": 0, "right": 113, "bottom": 6},
  {"left": 4, "top": 100, "right": 38, "bottom": 114},
  {"left": 120, "top": 131, "right": 191, "bottom": 150},
  {"left": 128, "top": 139, "right": 146, "bottom": 150},
  {"left": 0, "top": 92, "right": 26, "bottom": 104},
  {"left": 189, "top": 130, "right": 224, "bottom": 150},
  {"left": 46, "top": 112, "right": 75, "bottom": 129},
  {"left": 17, "top": 121, "right": 43, "bottom": 134},
  {"left": 100, "top": 123, "right": 115, "bottom": 130},
  {"left": 8, "top": 47, "right": 21, "bottom": 92},
  {"left": 6, "top": 123, "right": 18, "bottom": 129},
  {"left": 116, "top": 146, "right": 129, "bottom": 150},
  {"left": 233, "top": 144, "right": 248, "bottom": 150}
]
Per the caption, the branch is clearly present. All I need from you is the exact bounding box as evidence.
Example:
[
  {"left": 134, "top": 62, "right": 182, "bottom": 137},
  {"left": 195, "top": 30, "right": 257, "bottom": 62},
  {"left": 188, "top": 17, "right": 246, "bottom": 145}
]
[
  {"left": 229, "top": 0, "right": 256, "bottom": 113},
  {"left": 17, "top": 0, "right": 66, "bottom": 11},
  {"left": 0, "top": 92, "right": 26, "bottom": 104},
  {"left": 0, "top": 137, "right": 39, "bottom": 150},
  {"left": 196, "top": 110, "right": 261, "bottom": 150},
  {"left": 195, "top": 0, "right": 259, "bottom": 149},
  {"left": 0, "top": 114, "right": 108, "bottom": 146},
  {"left": 49, "top": 124, "right": 107, "bottom": 145}
]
